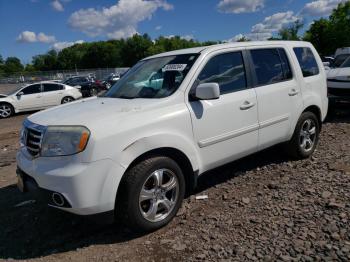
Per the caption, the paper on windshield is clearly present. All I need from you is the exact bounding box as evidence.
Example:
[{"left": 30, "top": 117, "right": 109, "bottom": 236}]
[{"left": 162, "top": 64, "right": 187, "bottom": 72}]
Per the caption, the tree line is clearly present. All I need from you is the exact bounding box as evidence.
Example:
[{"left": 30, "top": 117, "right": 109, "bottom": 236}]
[{"left": 1, "top": 1, "right": 349, "bottom": 77}]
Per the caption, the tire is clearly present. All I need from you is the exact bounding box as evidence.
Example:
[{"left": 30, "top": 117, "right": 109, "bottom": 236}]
[
  {"left": 285, "top": 112, "right": 320, "bottom": 159},
  {"left": 0, "top": 103, "right": 14, "bottom": 119},
  {"left": 90, "top": 88, "right": 98, "bottom": 97},
  {"left": 116, "top": 156, "right": 185, "bottom": 232},
  {"left": 61, "top": 96, "right": 75, "bottom": 104}
]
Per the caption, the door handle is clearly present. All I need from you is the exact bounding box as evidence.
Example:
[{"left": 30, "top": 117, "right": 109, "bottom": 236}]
[
  {"left": 288, "top": 89, "right": 299, "bottom": 96},
  {"left": 240, "top": 101, "right": 256, "bottom": 110}
]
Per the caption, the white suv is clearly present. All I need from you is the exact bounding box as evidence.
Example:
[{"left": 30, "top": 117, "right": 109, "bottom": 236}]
[{"left": 16, "top": 41, "right": 328, "bottom": 231}]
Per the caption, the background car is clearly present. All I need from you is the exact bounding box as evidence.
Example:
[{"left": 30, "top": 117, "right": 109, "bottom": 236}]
[
  {"left": 101, "top": 73, "right": 120, "bottom": 89},
  {"left": 0, "top": 81, "right": 82, "bottom": 118},
  {"left": 327, "top": 56, "right": 350, "bottom": 108},
  {"left": 63, "top": 76, "right": 106, "bottom": 97}
]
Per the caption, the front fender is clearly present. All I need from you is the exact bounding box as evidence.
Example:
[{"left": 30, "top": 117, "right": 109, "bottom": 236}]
[{"left": 119, "top": 133, "right": 200, "bottom": 172}]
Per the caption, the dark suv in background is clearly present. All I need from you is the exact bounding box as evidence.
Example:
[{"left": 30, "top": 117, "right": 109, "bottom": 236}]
[{"left": 63, "top": 76, "right": 106, "bottom": 97}]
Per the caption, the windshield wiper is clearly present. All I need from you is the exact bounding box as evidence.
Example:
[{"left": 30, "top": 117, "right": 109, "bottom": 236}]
[{"left": 117, "top": 95, "right": 136, "bottom": 99}]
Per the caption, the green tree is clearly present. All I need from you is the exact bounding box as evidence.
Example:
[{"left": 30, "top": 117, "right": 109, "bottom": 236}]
[
  {"left": 278, "top": 20, "right": 303, "bottom": 40},
  {"left": 4, "top": 57, "right": 24, "bottom": 75},
  {"left": 304, "top": 2, "right": 350, "bottom": 55}
]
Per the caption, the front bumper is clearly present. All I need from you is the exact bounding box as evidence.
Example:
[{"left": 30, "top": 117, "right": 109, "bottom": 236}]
[{"left": 16, "top": 147, "right": 125, "bottom": 215}]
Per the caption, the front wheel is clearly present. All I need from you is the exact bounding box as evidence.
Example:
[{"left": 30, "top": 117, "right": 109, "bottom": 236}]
[
  {"left": 285, "top": 112, "right": 320, "bottom": 159},
  {"left": 0, "top": 103, "right": 14, "bottom": 119},
  {"left": 116, "top": 156, "right": 185, "bottom": 232}
]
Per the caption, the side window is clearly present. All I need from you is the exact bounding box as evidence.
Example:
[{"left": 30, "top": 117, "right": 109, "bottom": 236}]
[
  {"left": 198, "top": 52, "right": 247, "bottom": 95},
  {"left": 278, "top": 49, "right": 293, "bottom": 80},
  {"left": 293, "top": 47, "right": 320, "bottom": 77},
  {"left": 250, "top": 48, "right": 286, "bottom": 86},
  {"left": 21, "top": 84, "right": 41, "bottom": 95},
  {"left": 43, "top": 83, "right": 63, "bottom": 92}
]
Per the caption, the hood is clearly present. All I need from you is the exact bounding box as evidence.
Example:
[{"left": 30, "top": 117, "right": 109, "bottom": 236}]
[
  {"left": 28, "top": 97, "right": 160, "bottom": 128},
  {"left": 327, "top": 68, "right": 350, "bottom": 80}
]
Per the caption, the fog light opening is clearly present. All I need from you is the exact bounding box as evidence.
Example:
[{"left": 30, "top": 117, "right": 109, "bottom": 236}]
[{"left": 52, "top": 192, "right": 65, "bottom": 207}]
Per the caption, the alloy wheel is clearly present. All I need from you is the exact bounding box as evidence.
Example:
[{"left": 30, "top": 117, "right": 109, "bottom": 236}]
[
  {"left": 139, "top": 168, "right": 179, "bottom": 223},
  {"left": 0, "top": 105, "right": 12, "bottom": 118},
  {"left": 299, "top": 119, "right": 317, "bottom": 152}
]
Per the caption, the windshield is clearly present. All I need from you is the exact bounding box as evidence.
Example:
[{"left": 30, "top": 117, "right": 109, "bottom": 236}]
[
  {"left": 340, "top": 56, "right": 350, "bottom": 68},
  {"left": 7, "top": 85, "right": 25, "bottom": 95},
  {"left": 333, "top": 54, "right": 350, "bottom": 68},
  {"left": 104, "top": 54, "right": 199, "bottom": 99}
]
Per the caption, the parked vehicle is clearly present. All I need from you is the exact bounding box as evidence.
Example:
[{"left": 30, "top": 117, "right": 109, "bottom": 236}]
[
  {"left": 63, "top": 76, "right": 106, "bottom": 97},
  {"left": 327, "top": 56, "right": 350, "bottom": 107},
  {"left": 0, "top": 81, "right": 81, "bottom": 118},
  {"left": 332, "top": 47, "right": 350, "bottom": 68},
  {"left": 17, "top": 41, "right": 328, "bottom": 231},
  {"left": 102, "top": 73, "right": 120, "bottom": 89}
]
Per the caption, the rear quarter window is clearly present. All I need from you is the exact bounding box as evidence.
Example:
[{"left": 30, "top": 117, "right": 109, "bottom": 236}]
[{"left": 293, "top": 47, "right": 319, "bottom": 77}]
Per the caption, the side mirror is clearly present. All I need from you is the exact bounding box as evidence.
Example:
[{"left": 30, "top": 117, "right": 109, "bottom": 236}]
[
  {"left": 16, "top": 91, "right": 24, "bottom": 97},
  {"left": 194, "top": 83, "right": 220, "bottom": 100}
]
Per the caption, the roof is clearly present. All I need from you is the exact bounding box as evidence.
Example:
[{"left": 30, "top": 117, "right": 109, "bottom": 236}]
[{"left": 144, "top": 41, "right": 313, "bottom": 60}]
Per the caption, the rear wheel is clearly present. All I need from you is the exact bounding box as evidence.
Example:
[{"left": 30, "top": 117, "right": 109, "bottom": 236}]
[
  {"left": 116, "top": 156, "right": 185, "bottom": 232},
  {"left": 61, "top": 96, "right": 74, "bottom": 104},
  {"left": 286, "top": 112, "right": 320, "bottom": 159},
  {"left": 90, "top": 88, "right": 98, "bottom": 97},
  {"left": 0, "top": 103, "right": 14, "bottom": 119}
]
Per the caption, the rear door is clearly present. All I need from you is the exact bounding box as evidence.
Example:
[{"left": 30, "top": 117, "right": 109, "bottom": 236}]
[
  {"left": 42, "top": 83, "right": 65, "bottom": 106},
  {"left": 16, "top": 84, "right": 43, "bottom": 111},
  {"left": 247, "top": 47, "right": 303, "bottom": 150}
]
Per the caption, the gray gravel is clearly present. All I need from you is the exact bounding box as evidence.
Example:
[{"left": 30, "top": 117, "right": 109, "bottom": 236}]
[{"left": 0, "top": 111, "right": 349, "bottom": 261}]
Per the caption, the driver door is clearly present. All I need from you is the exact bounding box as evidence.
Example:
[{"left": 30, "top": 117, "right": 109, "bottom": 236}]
[
  {"left": 187, "top": 50, "right": 259, "bottom": 171},
  {"left": 16, "top": 84, "right": 44, "bottom": 111}
]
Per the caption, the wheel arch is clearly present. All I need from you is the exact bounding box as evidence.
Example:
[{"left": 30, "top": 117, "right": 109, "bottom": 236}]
[
  {"left": 0, "top": 101, "right": 15, "bottom": 114},
  {"left": 302, "top": 105, "right": 322, "bottom": 130},
  {"left": 118, "top": 146, "right": 198, "bottom": 200}
]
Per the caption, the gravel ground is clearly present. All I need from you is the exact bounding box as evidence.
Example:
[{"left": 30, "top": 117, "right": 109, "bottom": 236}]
[{"left": 0, "top": 110, "right": 349, "bottom": 261}]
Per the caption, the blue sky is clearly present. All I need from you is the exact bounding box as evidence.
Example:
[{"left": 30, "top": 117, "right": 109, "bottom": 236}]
[{"left": 0, "top": 0, "right": 346, "bottom": 64}]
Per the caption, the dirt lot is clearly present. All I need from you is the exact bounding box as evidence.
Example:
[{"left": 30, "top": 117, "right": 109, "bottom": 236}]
[{"left": 0, "top": 110, "right": 349, "bottom": 261}]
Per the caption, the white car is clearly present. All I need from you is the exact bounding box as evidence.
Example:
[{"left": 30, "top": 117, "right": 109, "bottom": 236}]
[
  {"left": 17, "top": 41, "right": 328, "bottom": 231},
  {"left": 327, "top": 56, "right": 350, "bottom": 106},
  {"left": 0, "top": 81, "right": 82, "bottom": 118}
]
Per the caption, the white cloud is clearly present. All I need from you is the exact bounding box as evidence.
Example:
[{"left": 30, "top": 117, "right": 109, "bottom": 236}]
[
  {"left": 52, "top": 40, "right": 84, "bottom": 51},
  {"left": 180, "top": 34, "right": 195, "bottom": 41},
  {"left": 226, "top": 33, "right": 246, "bottom": 42},
  {"left": 217, "top": 0, "right": 264, "bottom": 14},
  {"left": 164, "top": 35, "right": 195, "bottom": 41},
  {"left": 68, "top": 0, "right": 173, "bottom": 39},
  {"left": 51, "top": 0, "right": 64, "bottom": 12},
  {"left": 17, "top": 31, "right": 56, "bottom": 43},
  {"left": 155, "top": 25, "right": 162, "bottom": 30},
  {"left": 250, "top": 11, "right": 300, "bottom": 39},
  {"left": 37, "top": 32, "right": 56, "bottom": 43},
  {"left": 16, "top": 31, "right": 37, "bottom": 42},
  {"left": 227, "top": 10, "right": 301, "bottom": 42},
  {"left": 302, "top": 0, "right": 347, "bottom": 16}
]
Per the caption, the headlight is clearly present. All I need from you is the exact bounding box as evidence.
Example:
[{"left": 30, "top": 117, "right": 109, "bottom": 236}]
[{"left": 41, "top": 126, "right": 90, "bottom": 157}]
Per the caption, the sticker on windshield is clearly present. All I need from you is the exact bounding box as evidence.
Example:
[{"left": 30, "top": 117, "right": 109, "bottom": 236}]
[{"left": 162, "top": 64, "right": 187, "bottom": 72}]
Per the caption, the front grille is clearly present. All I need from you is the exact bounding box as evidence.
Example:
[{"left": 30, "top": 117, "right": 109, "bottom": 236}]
[
  {"left": 328, "top": 87, "right": 350, "bottom": 97},
  {"left": 25, "top": 127, "right": 43, "bottom": 157}
]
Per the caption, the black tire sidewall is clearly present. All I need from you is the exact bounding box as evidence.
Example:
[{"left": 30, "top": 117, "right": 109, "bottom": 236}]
[{"left": 123, "top": 157, "right": 185, "bottom": 232}]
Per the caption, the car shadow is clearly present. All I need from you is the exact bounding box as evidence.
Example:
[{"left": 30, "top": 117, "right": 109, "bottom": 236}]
[
  {"left": 0, "top": 144, "right": 293, "bottom": 260},
  {"left": 325, "top": 109, "right": 350, "bottom": 124}
]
